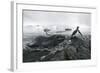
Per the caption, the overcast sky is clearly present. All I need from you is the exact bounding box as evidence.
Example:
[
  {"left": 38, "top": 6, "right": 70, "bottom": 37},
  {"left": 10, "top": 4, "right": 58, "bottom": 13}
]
[{"left": 23, "top": 10, "right": 91, "bottom": 35}]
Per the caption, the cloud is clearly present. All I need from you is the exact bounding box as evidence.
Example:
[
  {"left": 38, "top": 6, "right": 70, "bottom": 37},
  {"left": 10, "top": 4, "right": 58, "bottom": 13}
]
[{"left": 23, "top": 10, "right": 91, "bottom": 34}]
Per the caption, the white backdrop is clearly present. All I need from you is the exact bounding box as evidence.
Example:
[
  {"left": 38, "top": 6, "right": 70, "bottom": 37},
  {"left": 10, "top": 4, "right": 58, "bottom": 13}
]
[{"left": 0, "top": 0, "right": 100, "bottom": 73}]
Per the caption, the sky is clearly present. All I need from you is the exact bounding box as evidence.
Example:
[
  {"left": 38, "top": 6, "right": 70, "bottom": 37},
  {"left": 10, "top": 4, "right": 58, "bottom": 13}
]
[{"left": 23, "top": 10, "right": 91, "bottom": 35}]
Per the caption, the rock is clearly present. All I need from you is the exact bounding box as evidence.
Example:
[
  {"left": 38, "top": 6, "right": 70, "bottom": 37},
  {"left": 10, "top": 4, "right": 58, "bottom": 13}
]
[
  {"left": 27, "top": 35, "right": 65, "bottom": 48},
  {"left": 23, "top": 35, "right": 91, "bottom": 62}
]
